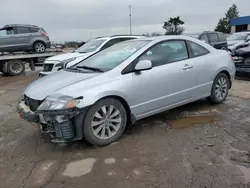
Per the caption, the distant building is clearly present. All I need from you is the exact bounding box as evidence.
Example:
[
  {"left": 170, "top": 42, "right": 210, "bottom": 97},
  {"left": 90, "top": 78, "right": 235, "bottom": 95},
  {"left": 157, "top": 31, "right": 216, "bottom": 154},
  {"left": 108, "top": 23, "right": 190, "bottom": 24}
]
[{"left": 231, "top": 16, "right": 250, "bottom": 33}]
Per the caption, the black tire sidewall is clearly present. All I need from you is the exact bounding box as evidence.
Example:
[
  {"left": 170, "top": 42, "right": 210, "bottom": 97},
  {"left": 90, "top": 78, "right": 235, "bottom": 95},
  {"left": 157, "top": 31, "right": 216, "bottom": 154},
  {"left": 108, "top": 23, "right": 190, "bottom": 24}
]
[
  {"left": 83, "top": 98, "right": 127, "bottom": 146},
  {"left": 210, "top": 73, "right": 229, "bottom": 104},
  {"left": 7, "top": 60, "right": 25, "bottom": 76},
  {"left": 33, "top": 42, "right": 46, "bottom": 53}
]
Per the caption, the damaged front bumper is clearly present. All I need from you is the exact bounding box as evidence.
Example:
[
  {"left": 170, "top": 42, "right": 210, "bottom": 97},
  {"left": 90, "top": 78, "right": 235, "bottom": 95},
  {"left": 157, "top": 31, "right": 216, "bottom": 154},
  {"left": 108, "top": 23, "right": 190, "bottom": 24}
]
[{"left": 17, "top": 100, "right": 85, "bottom": 143}]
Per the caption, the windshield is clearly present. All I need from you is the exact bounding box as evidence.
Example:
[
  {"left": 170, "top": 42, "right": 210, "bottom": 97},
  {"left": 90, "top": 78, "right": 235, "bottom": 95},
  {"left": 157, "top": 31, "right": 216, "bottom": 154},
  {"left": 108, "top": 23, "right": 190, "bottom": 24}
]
[
  {"left": 74, "top": 40, "right": 150, "bottom": 71},
  {"left": 227, "top": 33, "right": 249, "bottom": 41},
  {"left": 75, "top": 39, "right": 107, "bottom": 53}
]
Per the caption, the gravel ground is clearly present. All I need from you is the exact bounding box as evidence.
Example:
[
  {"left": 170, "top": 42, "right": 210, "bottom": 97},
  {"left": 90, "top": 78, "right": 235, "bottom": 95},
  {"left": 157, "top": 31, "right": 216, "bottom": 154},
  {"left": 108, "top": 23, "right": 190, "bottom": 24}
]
[{"left": 0, "top": 73, "right": 250, "bottom": 188}]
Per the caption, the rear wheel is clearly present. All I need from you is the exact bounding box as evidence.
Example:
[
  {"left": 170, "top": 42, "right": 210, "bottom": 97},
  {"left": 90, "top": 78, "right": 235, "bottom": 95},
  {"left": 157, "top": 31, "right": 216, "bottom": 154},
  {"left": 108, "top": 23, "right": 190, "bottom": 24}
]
[
  {"left": 83, "top": 98, "right": 127, "bottom": 146},
  {"left": 33, "top": 41, "right": 46, "bottom": 53},
  {"left": 6, "top": 60, "right": 25, "bottom": 76},
  {"left": 209, "top": 73, "right": 229, "bottom": 104}
]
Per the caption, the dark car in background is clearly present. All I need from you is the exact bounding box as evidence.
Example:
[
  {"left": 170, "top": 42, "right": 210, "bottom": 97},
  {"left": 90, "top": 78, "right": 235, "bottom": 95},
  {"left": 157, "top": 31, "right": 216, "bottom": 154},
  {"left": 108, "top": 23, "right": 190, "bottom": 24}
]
[
  {"left": 0, "top": 24, "right": 51, "bottom": 53},
  {"left": 198, "top": 31, "right": 228, "bottom": 50}
]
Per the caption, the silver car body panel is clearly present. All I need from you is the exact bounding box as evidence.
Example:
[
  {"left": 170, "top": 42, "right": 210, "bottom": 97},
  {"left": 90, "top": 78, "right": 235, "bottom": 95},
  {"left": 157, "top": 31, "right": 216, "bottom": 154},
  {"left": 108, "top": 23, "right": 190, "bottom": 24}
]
[{"left": 25, "top": 35, "right": 235, "bottom": 121}]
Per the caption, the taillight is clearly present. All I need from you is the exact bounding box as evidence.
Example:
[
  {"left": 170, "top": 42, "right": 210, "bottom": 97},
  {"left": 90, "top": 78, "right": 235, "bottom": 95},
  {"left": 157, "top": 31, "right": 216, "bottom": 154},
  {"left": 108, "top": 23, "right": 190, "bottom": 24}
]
[
  {"left": 229, "top": 54, "right": 233, "bottom": 61},
  {"left": 41, "top": 32, "right": 49, "bottom": 37}
]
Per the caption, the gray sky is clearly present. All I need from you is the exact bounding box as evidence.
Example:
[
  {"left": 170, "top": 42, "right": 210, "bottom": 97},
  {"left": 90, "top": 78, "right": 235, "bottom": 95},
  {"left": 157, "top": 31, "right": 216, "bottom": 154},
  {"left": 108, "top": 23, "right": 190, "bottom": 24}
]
[{"left": 0, "top": 0, "right": 249, "bottom": 42}]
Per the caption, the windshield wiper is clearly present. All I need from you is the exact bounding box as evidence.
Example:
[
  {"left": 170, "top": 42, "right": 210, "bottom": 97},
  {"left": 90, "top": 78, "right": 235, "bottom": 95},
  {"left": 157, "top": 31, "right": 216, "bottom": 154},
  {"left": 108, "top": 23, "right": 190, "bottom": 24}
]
[{"left": 76, "top": 65, "right": 104, "bottom": 72}]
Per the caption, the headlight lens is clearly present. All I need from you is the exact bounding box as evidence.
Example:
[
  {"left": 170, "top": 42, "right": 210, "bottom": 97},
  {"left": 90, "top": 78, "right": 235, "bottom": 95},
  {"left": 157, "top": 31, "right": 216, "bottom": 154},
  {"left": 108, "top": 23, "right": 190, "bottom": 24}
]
[
  {"left": 55, "top": 57, "right": 76, "bottom": 68},
  {"left": 37, "top": 95, "right": 82, "bottom": 111}
]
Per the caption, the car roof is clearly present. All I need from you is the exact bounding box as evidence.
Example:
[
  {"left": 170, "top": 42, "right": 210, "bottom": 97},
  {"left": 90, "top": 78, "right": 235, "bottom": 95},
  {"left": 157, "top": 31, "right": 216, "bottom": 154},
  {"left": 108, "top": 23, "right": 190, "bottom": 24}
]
[
  {"left": 200, "top": 31, "right": 223, "bottom": 34},
  {"left": 3, "top": 24, "right": 39, "bottom": 28},
  {"left": 94, "top": 35, "right": 145, "bottom": 40},
  {"left": 232, "top": 31, "right": 250, "bottom": 34},
  {"left": 130, "top": 35, "right": 201, "bottom": 42}
]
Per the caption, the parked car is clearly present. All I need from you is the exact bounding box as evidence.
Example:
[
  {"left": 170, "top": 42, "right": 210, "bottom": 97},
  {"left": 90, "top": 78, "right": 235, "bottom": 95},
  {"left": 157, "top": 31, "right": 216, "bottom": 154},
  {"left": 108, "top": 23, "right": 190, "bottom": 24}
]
[
  {"left": 227, "top": 31, "right": 250, "bottom": 53},
  {"left": 198, "top": 31, "right": 228, "bottom": 50},
  {"left": 18, "top": 36, "right": 235, "bottom": 146},
  {"left": 39, "top": 35, "right": 144, "bottom": 77},
  {"left": 0, "top": 24, "right": 51, "bottom": 53}
]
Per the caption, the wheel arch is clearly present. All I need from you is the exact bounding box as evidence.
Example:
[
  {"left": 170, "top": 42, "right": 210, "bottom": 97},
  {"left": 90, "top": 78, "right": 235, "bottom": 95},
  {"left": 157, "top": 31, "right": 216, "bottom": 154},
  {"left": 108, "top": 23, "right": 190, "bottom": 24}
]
[{"left": 215, "top": 70, "right": 232, "bottom": 89}]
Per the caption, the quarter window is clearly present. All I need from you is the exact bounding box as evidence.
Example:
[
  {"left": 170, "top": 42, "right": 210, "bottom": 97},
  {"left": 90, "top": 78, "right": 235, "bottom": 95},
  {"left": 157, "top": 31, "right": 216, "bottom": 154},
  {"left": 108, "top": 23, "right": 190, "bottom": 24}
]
[
  {"left": 29, "top": 27, "right": 39, "bottom": 33},
  {"left": 139, "top": 40, "right": 189, "bottom": 67},
  {"left": 187, "top": 41, "right": 209, "bottom": 57},
  {"left": 16, "top": 27, "right": 30, "bottom": 34}
]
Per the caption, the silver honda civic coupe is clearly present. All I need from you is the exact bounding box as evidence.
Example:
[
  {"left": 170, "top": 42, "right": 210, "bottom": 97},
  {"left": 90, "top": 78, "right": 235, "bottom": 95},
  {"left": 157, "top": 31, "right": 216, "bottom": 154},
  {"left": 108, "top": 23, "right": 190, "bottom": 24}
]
[{"left": 18, "top": 35, "right": 235, "bottom": 146}]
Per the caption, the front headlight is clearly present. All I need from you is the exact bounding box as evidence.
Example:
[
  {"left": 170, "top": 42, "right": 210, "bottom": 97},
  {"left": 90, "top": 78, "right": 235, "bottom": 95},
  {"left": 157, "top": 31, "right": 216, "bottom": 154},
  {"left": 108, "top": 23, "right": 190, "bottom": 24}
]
[
  {"left": 37, "top": 95, "right": 82, "bottom": 111},
  {"left": 55, "top": 57, "right": 76, "bottom": 69}
]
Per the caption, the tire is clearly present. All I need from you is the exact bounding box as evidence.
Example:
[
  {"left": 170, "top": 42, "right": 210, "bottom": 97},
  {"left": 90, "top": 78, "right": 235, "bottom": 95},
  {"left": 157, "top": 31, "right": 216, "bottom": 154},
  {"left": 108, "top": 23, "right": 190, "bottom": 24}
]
[
  {"left": 83, "top": 98, "right": 127, "bottom": 146},
  {"left": 6, "top": 60, "right": 25, "bottom": 76},
  {"left": 33, "top": 41, "right": 46, "bottom": 53},
  {"left": 208, "top": 73, "right": 229, "bottom": 104}
]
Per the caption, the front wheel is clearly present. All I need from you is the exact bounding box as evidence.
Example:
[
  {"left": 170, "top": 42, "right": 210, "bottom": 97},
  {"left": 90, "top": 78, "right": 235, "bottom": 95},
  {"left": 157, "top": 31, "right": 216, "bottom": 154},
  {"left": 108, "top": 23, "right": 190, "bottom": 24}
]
[
  {"left": 209, "top": 73, "right": 229, "bottom": 104},
  {"left": 83, "top": 98, "right": 127, "bottom": 146}
]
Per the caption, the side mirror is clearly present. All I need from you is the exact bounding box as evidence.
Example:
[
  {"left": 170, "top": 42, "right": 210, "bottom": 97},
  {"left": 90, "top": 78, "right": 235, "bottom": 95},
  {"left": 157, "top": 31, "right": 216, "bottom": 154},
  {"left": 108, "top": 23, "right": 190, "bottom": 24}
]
[{"left": 134, "top": 60, "right": 152, "bottom": 71}]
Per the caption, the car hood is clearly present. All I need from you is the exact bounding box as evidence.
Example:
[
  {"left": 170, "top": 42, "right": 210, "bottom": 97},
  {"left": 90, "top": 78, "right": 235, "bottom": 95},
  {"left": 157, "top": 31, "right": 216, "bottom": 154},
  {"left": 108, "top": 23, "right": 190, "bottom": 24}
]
[
  {"left": 24, "top": 70, "right": 100, "bottom": 100},
  {"left": 46, "top": 52, "right": 90, "bottom": 61},
  {"left": 235, "top": 46, "right": 250, "bottom": 56},
  {"left": 227, "top": 40, "right": 244, "bottom": 46},
  {"left": 66, "top": 53, "right": 94, "bottom": 67}
]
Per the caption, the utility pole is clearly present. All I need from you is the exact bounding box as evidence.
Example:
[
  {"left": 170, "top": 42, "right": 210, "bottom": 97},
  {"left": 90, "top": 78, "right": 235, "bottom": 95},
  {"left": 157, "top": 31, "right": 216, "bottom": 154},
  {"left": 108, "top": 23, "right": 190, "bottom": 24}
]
[{"left": 129, "top": 5, "right": 132, "bottom": 35}]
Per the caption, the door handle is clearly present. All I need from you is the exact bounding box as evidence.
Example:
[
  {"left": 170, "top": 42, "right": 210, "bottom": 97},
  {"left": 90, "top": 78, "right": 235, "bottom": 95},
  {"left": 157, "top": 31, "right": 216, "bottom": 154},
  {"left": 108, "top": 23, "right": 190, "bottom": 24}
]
[{"left": 182, "top": 64, "right": 193, "bottom": 70}]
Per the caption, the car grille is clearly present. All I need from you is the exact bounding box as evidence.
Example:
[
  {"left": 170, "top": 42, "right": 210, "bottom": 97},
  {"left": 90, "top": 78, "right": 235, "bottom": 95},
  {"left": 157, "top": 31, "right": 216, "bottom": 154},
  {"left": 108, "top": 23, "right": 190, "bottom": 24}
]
[
  {"left": 24, "top": 95, "right": 42, "bottom": 111},
  {"left": 43, "top": 64, "right": 54, "bottom": 72}
]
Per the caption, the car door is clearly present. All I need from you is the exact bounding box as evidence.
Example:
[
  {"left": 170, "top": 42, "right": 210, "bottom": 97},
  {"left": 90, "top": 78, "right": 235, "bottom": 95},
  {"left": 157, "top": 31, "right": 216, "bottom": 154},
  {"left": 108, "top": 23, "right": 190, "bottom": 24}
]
[
  {"left": 0, "top": 27, "right": 15, "bottom": 52},
  {"left": 186, "top": 40, "right": 212, "bottom": 97},
  {"left": 12, "top": 26, "right": 31, "bottom": 49},
  {"left": 130, "top": 40, "right": 197, "bottom": 118},
  {"left": 207, "top": 33, "right": 220, "bottom": 49}
]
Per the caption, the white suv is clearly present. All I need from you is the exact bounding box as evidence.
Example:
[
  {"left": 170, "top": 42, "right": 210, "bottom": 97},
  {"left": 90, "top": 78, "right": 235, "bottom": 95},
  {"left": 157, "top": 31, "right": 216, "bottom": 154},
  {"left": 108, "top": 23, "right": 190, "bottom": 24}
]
[{"left": 39, "top": 35, "right": 144, "bottom": 76}]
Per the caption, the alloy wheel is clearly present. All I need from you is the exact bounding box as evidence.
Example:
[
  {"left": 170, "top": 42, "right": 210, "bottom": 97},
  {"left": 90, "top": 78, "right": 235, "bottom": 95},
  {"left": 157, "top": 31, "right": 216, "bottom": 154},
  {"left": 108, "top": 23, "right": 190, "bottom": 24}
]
[
  {"left": 35, "top": 43, "right": 45, "bottom": 52},
  {"left": 91, "top": 105, "right": 122, "bottom": 140},
  {"left": 214, "top": 76, "right": 228, "bottom": 100}
]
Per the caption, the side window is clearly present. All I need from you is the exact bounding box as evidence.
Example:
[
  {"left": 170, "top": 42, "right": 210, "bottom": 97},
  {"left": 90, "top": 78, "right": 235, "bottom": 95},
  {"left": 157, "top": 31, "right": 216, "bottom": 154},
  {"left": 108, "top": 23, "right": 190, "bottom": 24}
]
[
  {"left": 187, "top": 41, "right": 210, "bottom": 57},
  {"left": 16, "top": 27, "right": 30, "bottom": 34},
  {"left": 218, "top": 33, "right": 226, "bottom": 42},
  {"left": 208, "top": 33, "right": 219, "bottom": 43},
  {"left": 139, "top": 40, "right": 188, "bottom": 67},
  {"left": 200, "top": 34, "right": 209, "bottom": 43},
  {"left": 0, "top": 27, "right": 14, "bottom": 36},
  {"left": 29, "top": 27, "right": 39, "bottom": 33},
  {"left": 101, "top": 38, "right": 123, "bottom": 50}
]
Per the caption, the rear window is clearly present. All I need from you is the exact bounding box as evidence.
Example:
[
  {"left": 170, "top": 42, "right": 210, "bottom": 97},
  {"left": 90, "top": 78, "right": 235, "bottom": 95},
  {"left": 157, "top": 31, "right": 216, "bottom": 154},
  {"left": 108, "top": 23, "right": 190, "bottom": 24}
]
[
  {"left": 29, "top": 27, "right": 39, "bottom": 33},
  {"left": 218, "top": 33, "right": 226, "bottom": 42},
  {"left": 208, "top": 33, "right": 219, "bottom": 43},
  {"left": 16, "top": 27, "right": 30, "bottom": 34}
]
